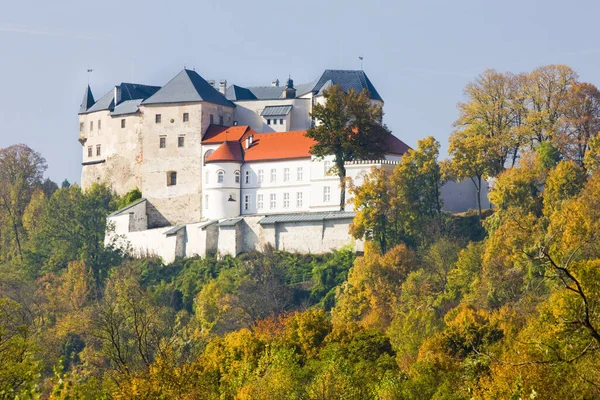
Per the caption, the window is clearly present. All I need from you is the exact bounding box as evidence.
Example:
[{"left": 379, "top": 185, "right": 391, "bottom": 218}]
[
  {"left": 283, "top": 193, "right": 290, "bottom": 208},
  {"left": 79, "top": 122, "right": 84, "bottom": 132},
  {"left": 217, "top": 170, "right": 224, "bottom": 183},
  {"left": 270, "top": 193, "right": 276, "bottom": 209},
  {"left": 257, "top": 194, "right": 264, "bottom": 209},
  {"left": 159, "top": 136, "right": 166, "bottom": 148},
  {"left": 280, "top": 118, "right": 284, "bottom": 125},
  {"left": 270, "top": 169, "right": 276, "bottom": 183},
  {"left": 98, "top": 120, "right": 101, "bottom": 130},
  {"left": 267, "top": 119, "right": 271, "bottom": 125},
  {"left": 203, "top": 150, "right": 214, "bottom": 165},
  {"left": 210, "top": 114, "right": 214, "bottom": 124},
  {"left": 219, "top": 115, "right": 224, "bottom": 125},
  {"left": 235, "top": 171, "right": 240, "bottom": 184},
  {"left": 87, "top": 146, "right": 92, "bottom": 157},
  {"left": 90, "top": 121, "right": 93, "bottom": 131},
  {"left": 205, "top": 170, "right": 209, "bottom": 184},
  {"left": 155, "top": 114, "right": 161, "bottom": 123},
  {"left": 297, "top": 167, "right": 303, "bottom": 181},
  {"left": 204, "top": 195, "right": 209, "bottom": 209},
  {"left": 323, "top": 186, "right": 331, "bottom": 202},
  {"left": 167, "top": 171, "right": 177, "bottom": 186},
  {"left": 178, "top": 136, "right": 185, "bottom": 147},
  {"left": 284, "top": 168, "right": 290, "bottom": 182},
  {"left": 244, "top": 195, "right": 250, "bottom": 211},
  {"left": 324, "top": 160, "right": 332, "bottom": 176},
  {"left": 258, "top": 169, "right": 264, "bottom": 184},
  {"left": 183, "top": 113, "right": 189, "bottom": 122},
  {"left": 245, "top": 170, "right": 250, "bottom": 184},
  {"left": 121, "top": 119, "right": 126, "bottom": 128},
  {"left": 273, "top": 119, "right": 278, "bottom": 125},
  {"left": 96, "top": 144, "right": 101, "bottom": 156},
  {"left": 296, "top": 192, "right": 303, "bottom": 208}
]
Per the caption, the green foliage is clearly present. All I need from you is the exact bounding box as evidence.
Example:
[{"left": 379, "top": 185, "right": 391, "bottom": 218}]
[{"left": 114, "top": 188, "right": 142, "bottom": 211}]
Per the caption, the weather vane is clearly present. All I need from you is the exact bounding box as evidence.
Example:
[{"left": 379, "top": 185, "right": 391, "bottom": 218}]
[
  {"left": 87, "top": 66, "right": 94, "bottom": 84},
  {"left": 359, "top": 56, "right": 364, "bottom": 70}
]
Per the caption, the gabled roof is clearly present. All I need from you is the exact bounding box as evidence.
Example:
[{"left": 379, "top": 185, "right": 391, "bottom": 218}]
[
  {"left": 225, "top": 85, "right": 257, "bottom": 101},
  {"left": 244, "top": 131, "right": 315, "bottom": 162},
  {"left": 205, "top": 141, "right": 244, "bottom": 163},
  {"left": 85, "top": 89, "right": 115, "bottom": 113},
  {"left": 79, "top": 85, "right": 95, "bottom": 114},
  {"left": 384, "top": 134, "right": 411, "bottom": 155},
  {"left": 202, "top": 125, "right": 251, "bottom": 144},
  {"left": 143, "top": 69, "right": 235, "bottom": 107},
  {"left": 261, "top": 105, "right": 293, "bottom": 116},
  {"left": 110, "top": 99, "right": 143, "bottom": 116},
  {"left": 313, "top": 70, "right": 383, "bottom": 101},
  {"left": 119, "top": 83, "right": 161, "bottom": 102}
]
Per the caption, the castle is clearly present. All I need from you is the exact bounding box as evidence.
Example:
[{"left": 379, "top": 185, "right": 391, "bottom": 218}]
[{"left": 78, "top": 68, "right": 488, "bottom": 262}]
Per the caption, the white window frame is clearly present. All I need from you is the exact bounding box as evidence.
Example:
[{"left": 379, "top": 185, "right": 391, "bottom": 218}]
[
  {"left": 283, "top": 193, "right": 290, "bottom": 208},
  {"left": 270, "top": 193, "right": 276, "bottom": 209},
  {"left": 257, "top": 194, "right": 264, "bottom": 209},
  {"left": 234, "top": 171, "right": 240, "bottom": 184},
  {"left": 284, "top": 168, "right": 290, "bottom": 182},
  {"left": 270, "top": 169, "right": 276, "bottom": 183},
  {"left": 217, "top": 170, "right": 224, "bottom": 183},
  {"left": 297, "top": 167, "right": 303, "bottom": 181},
  {"left": 296, "top": 192, "right": 303, "bottom": 208},
  {"left": 258, "top": 169, "right": 264, "bottom": 184},
  {"left": 323, "top": 186, "right": 331, "bottom": 202}
]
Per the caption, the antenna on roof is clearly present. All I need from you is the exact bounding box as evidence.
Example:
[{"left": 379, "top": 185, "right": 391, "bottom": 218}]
[
  {"left": 86, "top": 66, "right": 93, "bottom": 84},
  {"left": 359, "top": 56, "right": 364, "bottom": 71}
]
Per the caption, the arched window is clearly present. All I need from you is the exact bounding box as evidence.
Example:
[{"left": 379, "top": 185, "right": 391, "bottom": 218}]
[
  {"left": 234, "top": 170, "right": 240, "bottom": 184},
  {"left": 217, "top": 170, "right": 224, "bottom": 183},
  {"left": 203, "top": 150, "right": 214, "bottom": 166},
  {"left": 205, "top": 170, "right": 209, "bottom": 184}
]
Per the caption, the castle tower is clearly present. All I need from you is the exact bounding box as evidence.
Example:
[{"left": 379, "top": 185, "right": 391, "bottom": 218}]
[{"left": 202, "top": 141, "right": 243, "bottom": 220}]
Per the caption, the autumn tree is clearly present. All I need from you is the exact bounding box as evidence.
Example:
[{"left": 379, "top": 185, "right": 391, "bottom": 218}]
[
  {"left": 307, "top": 84, "right": 390, "bottom": 210},
  {"left": 0, "top": 144, "right": 47, "bottom": 260}
]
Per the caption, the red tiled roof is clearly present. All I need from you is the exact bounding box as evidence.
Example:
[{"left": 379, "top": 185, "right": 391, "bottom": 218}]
[
  {"left": 384, "top": 134, "right": 411, "bottom": 155},
  {"left": 244, "top": 131, "right": 316, "bottom": 162},
  {"left": 202, "top": 125, "right": 251, "bottom": 144},
  {"left": 205, "top": 141, "right": 244, "bottom": 163}
]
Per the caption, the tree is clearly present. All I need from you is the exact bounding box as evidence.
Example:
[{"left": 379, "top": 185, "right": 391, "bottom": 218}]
[
  {"left": 447, "top": 127, "right": 502, "bottom": 217},
  {"left": 559, "top": 82, "right": 600, "bottom": 165},
  {"left": 307, "top": 84, "right": 390, "bottom": 210},
  {"left": 0, "top": 144, "right": 47, "bottom": 260}
]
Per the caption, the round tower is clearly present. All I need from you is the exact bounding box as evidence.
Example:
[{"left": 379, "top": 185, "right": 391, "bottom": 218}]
[{"left": 202, "top": 141, "right": 242, "bottom": 220}]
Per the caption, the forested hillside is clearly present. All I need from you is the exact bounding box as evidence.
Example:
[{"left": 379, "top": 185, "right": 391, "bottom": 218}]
[{"left": 3, "top": 64, "right": 600, "bottom": 399}]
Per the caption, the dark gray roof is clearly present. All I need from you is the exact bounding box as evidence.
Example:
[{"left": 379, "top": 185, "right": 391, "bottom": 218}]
[
  {"left": 226, "top": 85, "right": 257, "bottom": 101},
  {"left": 225, "top": 70, "right": 381, "bottom": 101},
  {"left": 85, "top": 89, "right": 115, "bottom": 113},
  {"left": 119, "top": 83, "right": 160, "bottom": 102},
  {"left": 79, "top": 85, "right": 95, "bottom": 114},
  {"left": 313, "top": 70, "right": 383, "bottom": 101},
  {"left": 108, "top": 198, "right": 146, "bottom": 217},
  {"left": 83, "top": 82, "right": 160, "bottom": 114},
  {"left": 259, "top": 211, "right": 355, "bottom": 225},
  {"left": 143, "top": 69, "right": 235, "bottom": 107},
  {"left": 217, "top": 217, "right": 244, "bottom": 227},
  {"left": 261, "top": 105, "right": 293, "bottom": 116},
  {"left": 110, "top": 99, "right": 143, "bottom": 116}
]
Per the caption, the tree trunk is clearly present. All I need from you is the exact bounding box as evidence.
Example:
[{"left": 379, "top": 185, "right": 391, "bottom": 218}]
[
  {"left": 476, "top": 175, "right": 482, "bottom": 218},
  {"left": 337, "top": 161, "right": 347, "bottom": 211}
]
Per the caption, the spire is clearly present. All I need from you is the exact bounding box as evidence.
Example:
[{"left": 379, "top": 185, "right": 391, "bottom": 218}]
[{"left": 79, "top": 85, "right": 95, "bottom": 114}]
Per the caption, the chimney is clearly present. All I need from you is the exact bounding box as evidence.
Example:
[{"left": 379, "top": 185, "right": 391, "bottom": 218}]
[
  {"left": 219, "top": 79, "right": 227, "bottom": 94},
  {"left": 272, "top": 79, "right": 279, "bottom": 87},
  {"left": 114, "top": 85, "right": 122, "bottom": 105},
  {"left": 208, "top": 80, "right": 215, "bottom": 88}
]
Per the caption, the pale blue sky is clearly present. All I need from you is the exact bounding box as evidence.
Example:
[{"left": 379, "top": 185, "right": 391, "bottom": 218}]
[{"left": 1, "top": 0, "right": 599, "bottom": 183}]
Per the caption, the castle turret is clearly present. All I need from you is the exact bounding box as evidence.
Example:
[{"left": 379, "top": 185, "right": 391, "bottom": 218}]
[
  {"left": 202, "top": 141, "right": 243, "bottom": 220},
  {"left": 79, "top": 85, "right": 95, "bottom": 114},
  {"left": 283, "top": 77, "right": 296, "bottom": 99}
]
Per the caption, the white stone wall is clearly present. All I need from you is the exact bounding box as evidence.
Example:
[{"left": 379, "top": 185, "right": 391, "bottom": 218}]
[
  {"left": 233, "top": 98, "right": 311, "bottom": 133},
  {"left": 203, "top": 161, "right": 242, "bottom": 220}
]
